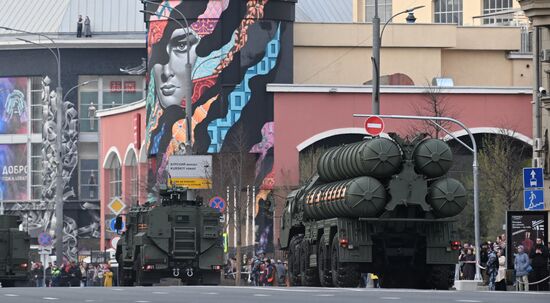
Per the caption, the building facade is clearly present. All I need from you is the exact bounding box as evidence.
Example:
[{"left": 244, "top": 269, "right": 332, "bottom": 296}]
[
  {"left": 0, "top": 0, "right": 146, "bottom": 261},
  {"left": 353, "top": 0, "right": 526, "bottom": 26}
]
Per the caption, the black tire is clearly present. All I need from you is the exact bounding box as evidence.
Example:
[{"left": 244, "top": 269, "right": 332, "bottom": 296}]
[
  {"left": 288, "top": 234, "right": 303, "bottom": 286},
  {"left": 429, "top": 265, "right": 454, "bottom": 290},
  {"left": 330, "top": 234, "right": 361, "bottom": 287},
  {"left": 318, "top": 240, "right": 333, "bottom": 287},
  {"left": 300, "top": 239, "right": 319, "bottom": 286}
]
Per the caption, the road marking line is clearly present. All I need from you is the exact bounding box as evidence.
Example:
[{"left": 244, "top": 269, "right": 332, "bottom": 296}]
[
  {"left": 136, "top": 301, "right": 151, "bottom": 303},
  {"left": 456, "top": 300, "right": 482, "bottom": 303},
  {"left": 253, "top": 294, "right": 271, "bottom": 297},
  {"left": 85, "top": 300, "right": 95, "bottom": 302},
  {"left": 43, "top": 298, "right": 59, "bottom": 301},
  {"left": 380, "top": 297, "right": 401, "bottom": 300},
  {"left": 112, "top": 288, "right": 124, "bottom": 291},
  {"left": 315, "top": 294, "right": 335, "bottom": 297},
  {"left": 4, "top": 294, "right": 19, "bottom": 297},
  {"left": 200, "top": 292, "right": 218, "bottom": 295},
  {"left": 153, "top": 292, "right": 168, "bottom": 294}
]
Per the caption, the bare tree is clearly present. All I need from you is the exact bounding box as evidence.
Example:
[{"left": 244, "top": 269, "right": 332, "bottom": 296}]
[
  {"left": 477, "top": 128, "right": 529, "bottom": 239},
  {"left": 298, "top": 146, "right": 326, "bottom": 185},
  {"left": 212, "top": 124, "right": 255, "bottom": 285},
  {"left": 408, "top": 82, "right": 457, "bottom": 139}
]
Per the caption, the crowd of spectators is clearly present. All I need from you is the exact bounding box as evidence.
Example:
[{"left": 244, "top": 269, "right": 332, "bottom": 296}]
[
  {"left": 458, "top": 233, "right": 549, "bottom": 291},
  {"left": 30, "top": 261, "right": 114, "bottom": 287}
]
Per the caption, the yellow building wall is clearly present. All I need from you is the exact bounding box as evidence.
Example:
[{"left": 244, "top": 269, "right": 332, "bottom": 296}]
[
  {"left": 355, "top": 0, "right": 523, "bottom": 25},
  {"left": 391, "top": 0, "right": 433, "bottom": 23},
  {"left": 294, "top": 47, "right": 442, "bottom": 85},
  {"left": 441, "top": 50, "right": 515, "bottom": 86}
]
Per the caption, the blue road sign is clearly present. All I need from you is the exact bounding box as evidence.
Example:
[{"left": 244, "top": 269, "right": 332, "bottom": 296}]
[
  {"left": 523, "top": 167, "right": 544, "bottom": 188},
  {"left": 38, "top": 232, "right": 52, "bottom": 246},
  {"left": 109, "top": 218, "right": 125, "bottom": 232},
  {"left": 209, "top": 196, "right": 226, "bottom": 212},
  {"left": 523, "top": 189, "right": 545, "bottom": 210}
]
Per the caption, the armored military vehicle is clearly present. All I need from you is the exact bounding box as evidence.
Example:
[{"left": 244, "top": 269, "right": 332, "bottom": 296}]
[
  {"left": 115, "top": 186, "right": 223, "bottom": 286},
  {"left": 0, "top": 215, "right": 30, "bottom": 287},
  {"left": 280, "top": 134, "right": 466, "bottom": 289}
]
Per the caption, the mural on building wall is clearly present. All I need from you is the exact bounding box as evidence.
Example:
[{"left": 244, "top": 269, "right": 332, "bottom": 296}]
[
  {"left": 144, "top": 0, "right": 294, "bottom": 252},
  {"left": 0, "top": 77, "right": 28, "bottom": 134},
  {"left": 0, "top": 144, "right": 28, "bottom": 201}
]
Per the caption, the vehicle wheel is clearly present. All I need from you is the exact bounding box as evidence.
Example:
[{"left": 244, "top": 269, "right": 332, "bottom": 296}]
[
  {"left": 429, "top": 265, "right": 453, "bottom": 290},
  {"left": 330, "top": 234, "right": 360, "bottom": 287},
  {"left": 300, "top": 238, "right": 319, "bottom": 286},
  {"left": 288, "top": 234, "right": 303, "bottom": 286},
  {"left": 318, "top": 240, "right": 333, "bottom": 287}
]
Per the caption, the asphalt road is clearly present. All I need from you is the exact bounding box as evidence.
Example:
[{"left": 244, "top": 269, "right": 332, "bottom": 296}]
[{"left": 0, "top": 286, "right": 548, "bottom": 303}]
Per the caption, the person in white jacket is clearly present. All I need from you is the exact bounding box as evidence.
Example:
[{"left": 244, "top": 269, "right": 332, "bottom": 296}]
[{"left": 495, "top": 248, "right": 507, "bottom": 291}]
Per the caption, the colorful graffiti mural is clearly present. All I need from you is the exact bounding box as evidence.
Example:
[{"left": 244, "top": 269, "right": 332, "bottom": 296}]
[
  {"left": 144, "top": 0, "right": 294, "bottom": 252},
  {"left": 146, "top": 0, "right": 293, "bottom": 185},
  {"left": 0, "top": 77, "right": 28, "bottom": 134}
]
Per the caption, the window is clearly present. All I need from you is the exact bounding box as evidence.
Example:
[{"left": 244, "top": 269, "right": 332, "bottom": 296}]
[
  {"left": 30, "top": 77, "right": 43, "bottom": 134},
  {"left": 31, "top": 143, "right": 43, "bottom": 199},
  {"left": 126, "top": 152, "right": 139, "bottom": 205},
  {"left": 80, "top": 159, "right": 99, "bottom": 200},
  {"left": 365, "top": 0, "right": 392, "bottom": 23},
  {"left": 78, "top": 76, "right": 145, "bottom": 132},
  {"left": 483, "top": 0, "right": 513, "bottom": 25},
  {"left": 106, "top": 155, "right": 122, "bottom": 200},
  {"left": 434, "top": 0, "right": 463, "bottom": 25}
]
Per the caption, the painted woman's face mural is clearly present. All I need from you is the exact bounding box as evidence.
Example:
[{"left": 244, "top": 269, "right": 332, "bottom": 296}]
[
  {"left": 153, "top": 28, "right": 200, "bottom": 109},
  {"left": 145, "top": 0, "right": 294, "bottom": 253}
]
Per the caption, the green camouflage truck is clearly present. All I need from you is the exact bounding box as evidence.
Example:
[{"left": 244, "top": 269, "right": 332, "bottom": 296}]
[
  {"left": 280, "top": 134, "right": 466, "bottom": 289},
  {"left": 115, "top": 186, "right": 223, "bottom": 286},
  {"left": 0, "top": 215, "right": 30, "bottom": 287}
]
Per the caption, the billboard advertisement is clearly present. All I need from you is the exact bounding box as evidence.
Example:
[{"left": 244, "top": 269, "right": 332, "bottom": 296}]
[
  {"left": 0, "top": 144, "right": 28, "bottom": 201},
  {"left": 0, "top": 77, "right": 28, "bottom": 134},
  {"left": 506, "top": 211, "right": 548, "bottom": 269}
]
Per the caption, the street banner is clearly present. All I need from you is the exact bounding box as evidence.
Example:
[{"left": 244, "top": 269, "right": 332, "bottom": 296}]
[
  {"left": 0, "top": 144, "right": 28, "bottom": 200},
  {"left": 0, "top": 77, "right": 28, "bottom": 134},
  {"left": 168, "top": 155, "right": 212, "bottom": 189}
]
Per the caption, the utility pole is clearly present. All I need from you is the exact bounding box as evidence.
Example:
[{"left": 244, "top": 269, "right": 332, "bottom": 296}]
[
  {"left": 533, "top": 27, "right": 542, "bottom": 167},
  {"left": 372, "top": 0, "right": 381, "bottom": 115}
]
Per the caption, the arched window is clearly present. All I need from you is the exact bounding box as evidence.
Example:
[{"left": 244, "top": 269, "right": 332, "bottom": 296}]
[
  {"left": 125, "top": 151, "right": 138, "bottom": 204},
  {"left": 105, "top": 153, "right": 122, "bottom": 199}
]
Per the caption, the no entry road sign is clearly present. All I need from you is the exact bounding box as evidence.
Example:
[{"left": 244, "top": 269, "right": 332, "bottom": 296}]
[{"left": 365, "top": 116, "right": 385, "bottom": 136}]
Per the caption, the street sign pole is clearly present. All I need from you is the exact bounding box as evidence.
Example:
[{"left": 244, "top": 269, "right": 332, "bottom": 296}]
[{"left": 523, "top": 167, "right": 545, "bottom": 210}]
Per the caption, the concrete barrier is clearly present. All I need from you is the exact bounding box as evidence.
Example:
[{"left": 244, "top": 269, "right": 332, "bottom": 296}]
[{"left": 454, "top": 280, "right": 483, "bottom": 291}]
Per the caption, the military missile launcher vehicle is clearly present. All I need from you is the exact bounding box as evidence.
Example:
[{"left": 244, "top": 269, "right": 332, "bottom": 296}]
[
  {"left": 115, "top": 186, "right": 223, "bottom": 286},
  {"left": 280, "top": 134, "right": 466, "bottom": 289},
  {"left": 0, "top": 215, "right": 30, "bottom": 287}
]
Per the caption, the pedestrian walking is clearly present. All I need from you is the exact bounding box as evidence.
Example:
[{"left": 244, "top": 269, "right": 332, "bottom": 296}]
[
  {"left": 460, "top": 248, "right": 476, "bottom": 280},
  {"left": 275, "top": 260, "right": 286, "bottom": 286},
  {"left": 84, "top": 16, "right": 92, "bottom": 37},
  {"left": 51, "top": 265, "right": 61, "bottom": 287},
  {"left": 529, "top": 238, "right": 549, "bottom": 291},
  {"left": 32, "top": 262, "right": 44, "bottom": 287},
  {"left": 495, "top": 249, "right": 507, "bottom": 291},
  {"left": 76, "top": 15, "right": 83, "bottom": 38},
  {"left": 514, "top": 245, "right": 530, "bottom": 291},
  {"left": 45, "top": 262, "right": 52, "bottom": 287},
  {"left": 486, "top": 247, "right": 498, "bottom": 290},
  {"left": 103, "top": 268, "right": 113, "bottom": 287}
]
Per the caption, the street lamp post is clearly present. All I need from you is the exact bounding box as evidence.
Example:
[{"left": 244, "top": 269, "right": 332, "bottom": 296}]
[
  {"left": 2, "top": 27, "right": 65, "bottom": 264},
  {"left": 141, "top": 4, "right": 195, "bottom": 200},
  {"left": 371, "top": 4, "right": 424, "bottom": 115}
]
